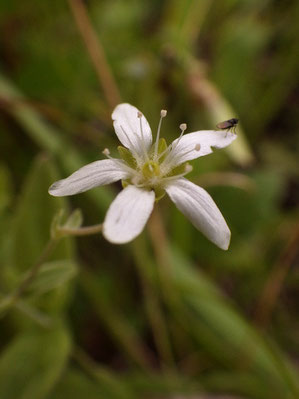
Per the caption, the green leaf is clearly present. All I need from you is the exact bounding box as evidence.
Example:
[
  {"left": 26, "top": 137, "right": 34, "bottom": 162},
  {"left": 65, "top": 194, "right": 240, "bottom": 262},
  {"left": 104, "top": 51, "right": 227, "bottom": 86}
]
[
  {"left": 51, "top": 209, "right": 83, "bottom": 239},
  {"left": 51, "top": 368, "right": 132, "bottom": 399},
  {"left": 0, "top": 325, "right": 71, "bottom": 399},
  {"left": 50, "top": 369, "right": 108, "bottom": 399},
  {"left": 5, "top": 155, "right": 77, "bottom": 317},
  {"left": 169, "top": 246, "right": 299, "bottom": 398},
  {"left": 64, "top": 209, "right": 83, "bottom": 230},
  {"left": 28, "top": 260, "right": 78, "bottom": 296}
]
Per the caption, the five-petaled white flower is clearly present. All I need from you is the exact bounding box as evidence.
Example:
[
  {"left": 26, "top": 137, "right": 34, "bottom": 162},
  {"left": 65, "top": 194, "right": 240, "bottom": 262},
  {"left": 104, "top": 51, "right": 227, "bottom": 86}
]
[{"left": 49, "top": 103, "right": 237, "bottom": 249}]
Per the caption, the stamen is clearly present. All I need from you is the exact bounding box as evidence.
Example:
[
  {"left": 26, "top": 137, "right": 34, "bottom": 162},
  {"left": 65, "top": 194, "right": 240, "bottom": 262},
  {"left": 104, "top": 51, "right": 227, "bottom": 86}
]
[
  {"left": 157, "top": 145, "right": 172, "bottom": 161},
  {"left": 137, "top": 111, "right": 149, "bottom": 161},
  {"left": 162, "top": 163, "right": 193, "bottom": 183},
  {"left": 154, "top": 109, "right": 167, "bottom": 159},
  {"left": 195, "top": 143, "right": 201, "bottom": 151},
  {"left": 102, "top": 148, "right": 110, "bottom": 157},
  {"left": 161, "top": 145, "right": 198, "bottom": 171},
  {"left": 102, "top": 147, "right": 140, "bottom": 179},
  {"left": 175, "top": 123, "right": 187, "bottom": 147},
  {"left": 180, "top": 123, "right": 187, "bottom": 131},
  {"left": 102, "top": 148, "right": 114, "bottom": 161},
  {"left": 160, "top": 122, "right": 187, "bottom": 166}
]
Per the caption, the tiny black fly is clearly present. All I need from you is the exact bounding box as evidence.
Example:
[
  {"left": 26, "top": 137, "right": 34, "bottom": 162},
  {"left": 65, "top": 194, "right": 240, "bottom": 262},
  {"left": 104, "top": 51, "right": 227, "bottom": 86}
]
[{"left": 216, "top": 118, "right": 239, "bottom": 133}]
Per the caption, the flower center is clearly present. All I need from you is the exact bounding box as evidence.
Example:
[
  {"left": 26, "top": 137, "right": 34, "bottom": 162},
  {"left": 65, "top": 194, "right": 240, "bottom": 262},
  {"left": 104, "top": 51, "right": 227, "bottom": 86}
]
[
  {"left": 142, "top": 160, "right": 160, "bottom": 179},
  {"left": 116, "top": 110, "right": 194, "bottom": 199}
]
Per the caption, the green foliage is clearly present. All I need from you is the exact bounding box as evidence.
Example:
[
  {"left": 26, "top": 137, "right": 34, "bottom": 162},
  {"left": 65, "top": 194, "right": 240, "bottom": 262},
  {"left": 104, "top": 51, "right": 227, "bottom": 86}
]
[
  {"left": 8, "top": 156, "right": 72, "bottom": 273},
  {"left": 28, "top": 260, "right": 77, "bottom": 297},
  {"left": 0, "top": 325, "right": 71, "bottom": 399}
]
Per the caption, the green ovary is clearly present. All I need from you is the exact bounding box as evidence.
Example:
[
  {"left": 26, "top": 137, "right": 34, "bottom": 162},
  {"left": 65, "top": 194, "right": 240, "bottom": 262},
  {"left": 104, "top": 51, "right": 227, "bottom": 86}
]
[{"left": 142, "top": 161, "right": 160, "bottom": 179}]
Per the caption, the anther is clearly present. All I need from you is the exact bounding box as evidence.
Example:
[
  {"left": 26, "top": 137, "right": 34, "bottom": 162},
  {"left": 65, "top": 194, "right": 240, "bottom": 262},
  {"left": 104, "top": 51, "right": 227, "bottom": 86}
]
[
  {"left": 162, "top": 122, "right": 187, "bottom": 165},
  {"left": 185, "top": 164, "right": 193, "bottom": 173},
  {"left": 161, "top": 109, "right": 167, "bottom": 118},
  {"left": 194, "top": 144, "right": 201, "bottom": 151},
  {"left": 102, "top": 148, "right": 110, "bottom": 156},
  {"left": 180, "top": 123, "right": 187, "bottom": 132},
  {"left": 137, "top": 111, "right": 143, "bottom": 118}
]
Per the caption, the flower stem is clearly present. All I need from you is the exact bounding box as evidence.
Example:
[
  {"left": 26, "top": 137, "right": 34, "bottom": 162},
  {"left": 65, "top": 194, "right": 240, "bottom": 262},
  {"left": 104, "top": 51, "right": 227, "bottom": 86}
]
[{"left": 59, "top": 223, "right": 102, "bottom": 236}]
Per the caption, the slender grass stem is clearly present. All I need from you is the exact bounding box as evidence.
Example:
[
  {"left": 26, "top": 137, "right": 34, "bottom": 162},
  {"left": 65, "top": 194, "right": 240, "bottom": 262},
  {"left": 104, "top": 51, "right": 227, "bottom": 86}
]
[
  {"left": 73, "top": 346, "right": 131, "bottom": 398},
  {"left": 133, "top": 239, "right": 177, "bottom": 371},
  {"left": 9, "top": 239, "right": 58, "bottom": 305},
  {"left": 255, "top": 225, "right": 299, "bottom": 328},
  {"left": 0, "top": 239, "right": 57, "bottom": 317},
  {"left": 67, "top": 0, "right": 121, "bottom": 109}
]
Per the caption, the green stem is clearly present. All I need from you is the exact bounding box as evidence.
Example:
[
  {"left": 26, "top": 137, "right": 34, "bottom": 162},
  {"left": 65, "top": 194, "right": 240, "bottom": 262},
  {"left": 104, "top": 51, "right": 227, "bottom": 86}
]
[
  {"left": 132, "top": 237, "right": 177, "bottom": 371},
  {"left": 59, "top": 223, "right": 102, "bottom": 236},
  {"left": 80, "top": 269, "right": 153, "bottom": 370},
  {"left": 11, "top": 239, "right": 58, "bottom": 304},
  {"left": 73, "top": 346, "right": 132, "bottom": 398},
  {"left": 67, "top": 0, "right": 121, "bottom": 109}
]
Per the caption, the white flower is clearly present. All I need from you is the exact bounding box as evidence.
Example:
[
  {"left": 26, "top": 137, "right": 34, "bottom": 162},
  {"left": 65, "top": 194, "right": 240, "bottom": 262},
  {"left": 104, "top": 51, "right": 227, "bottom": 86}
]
[{"left": 49, "top": 103, "right": 237, "bottom": 249}]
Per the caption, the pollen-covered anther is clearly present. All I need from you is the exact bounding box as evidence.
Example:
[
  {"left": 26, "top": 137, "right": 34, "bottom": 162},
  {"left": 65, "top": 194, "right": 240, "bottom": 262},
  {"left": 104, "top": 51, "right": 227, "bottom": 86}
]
[
  {"left": 179, "top": 123, "right": 187, "bottom": 132},
  {"left": 160, "top": 109, "right": 167, "bottom": 118},
  {"left": 185, "top": 163, "right": 193, "bottom": 173},
  {"left": 194, "top": 143, "right": 201, "bottom": 151},
  {"left": 102, "top": 148, "right": 110, "bottom": 156}
]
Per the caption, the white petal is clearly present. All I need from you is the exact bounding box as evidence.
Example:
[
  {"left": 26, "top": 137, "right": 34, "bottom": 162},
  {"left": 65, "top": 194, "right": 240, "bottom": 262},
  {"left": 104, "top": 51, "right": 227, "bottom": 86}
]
[
  {"left": 49, "top": 159, "right": 129, "bottom": 196},
  {"left": 165, "top": 178, "right": 231, "bottom": 250},
  {"left": 169, "top": 130, "right": 237, "bottom": 166},
  {"left": 112, "top": 103, "right": 152, "bottom": 157},
  {"left": 103, "top": 185, "right": 155, "bottom": 244}
]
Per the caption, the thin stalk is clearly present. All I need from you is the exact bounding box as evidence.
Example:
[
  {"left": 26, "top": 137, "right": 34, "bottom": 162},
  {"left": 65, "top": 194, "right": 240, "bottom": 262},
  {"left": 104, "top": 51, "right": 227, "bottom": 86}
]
[
  {"left": 133, "top": 239, "right": 177, "bottom": 371},
  {"left": 67, "top": 0, "right": 121, "bottom": 109},
  {"left": 15, "top": 301, "right": 52, "bottom": 328},
  {"left": 0, "top": 239, "right": 57, "bottom": 317},
  {"left": 80, "top": 269, "right": 153, "bottom": 370},
  {"left": 73, "top": 346, "right": 131, "bottom": 398},
  {"left": 59, "top": 223, "right": 102, "bottom": 236},
  {"left": 147, "top": 207, "right": 180, "bottom": 310},
  {"left": 10, "top": 239, "right": 57, "bottom": 305},
  {"left": 255, "top": 225, "right": 299, "bottom": 328}
]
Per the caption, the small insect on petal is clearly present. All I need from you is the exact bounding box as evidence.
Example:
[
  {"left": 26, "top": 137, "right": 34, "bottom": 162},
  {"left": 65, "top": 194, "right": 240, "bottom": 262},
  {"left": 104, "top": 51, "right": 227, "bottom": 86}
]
[{"left": 216, "top": 118, "right": 239, "bottom": 133}]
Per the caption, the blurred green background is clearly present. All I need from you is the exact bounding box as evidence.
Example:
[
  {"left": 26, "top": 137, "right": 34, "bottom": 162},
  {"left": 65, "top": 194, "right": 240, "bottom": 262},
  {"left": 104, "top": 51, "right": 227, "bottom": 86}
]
[{"left": 0, "top": 0, "right": 299, "bottom": 398}]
